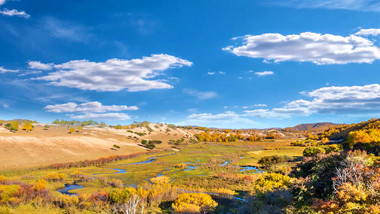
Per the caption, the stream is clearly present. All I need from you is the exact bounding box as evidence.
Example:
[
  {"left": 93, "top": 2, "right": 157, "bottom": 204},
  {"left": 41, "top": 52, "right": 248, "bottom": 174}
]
[
  {"left": 56, "top": 182, "right": 84, "bottom": 196},
  {"left": 56, "top": 153, "right": 262, "bottom": 199}
]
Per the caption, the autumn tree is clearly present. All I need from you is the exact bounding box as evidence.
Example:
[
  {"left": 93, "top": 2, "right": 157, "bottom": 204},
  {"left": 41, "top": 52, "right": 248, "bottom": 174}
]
[
  {"left": 22, "top": 121, "right": 34, "bottom": 132},
  {"left": 9, "top": 121, "right": 18, "bottom": 131},
  {"left": 68, "top": 128, "right": 76, "bottom": 134}
]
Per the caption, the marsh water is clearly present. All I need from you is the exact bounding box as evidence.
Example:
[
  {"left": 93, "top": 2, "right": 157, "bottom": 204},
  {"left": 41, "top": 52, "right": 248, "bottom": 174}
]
[{"left": 56, "top": 153, "right": 262, "bottom": 200}]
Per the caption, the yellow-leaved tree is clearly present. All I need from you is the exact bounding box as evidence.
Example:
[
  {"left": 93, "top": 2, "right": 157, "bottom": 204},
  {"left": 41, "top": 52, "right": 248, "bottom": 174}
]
[
  {"left": 22, "top": 121, "right": 34, "bottom": 132},
  {"left": 10, "top": 120, "right": 19, "bottom": 131},
  {"left": 68, "top": 128, "right": 76, "bottom": 134}
]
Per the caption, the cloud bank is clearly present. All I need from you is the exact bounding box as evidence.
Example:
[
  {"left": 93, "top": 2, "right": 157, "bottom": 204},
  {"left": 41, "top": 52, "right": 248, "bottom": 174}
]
[
  {"left": 34, "top": 54, "right": 192, "bottom": 92},
  {"left": 0, "top": 1, "right": 30, "bottom": 19},
  {"left": 44, "top": 101, "right": 138, "bottom": 113},
  {"left": 45, "top": 101, "right": 137, "bottom": 121},
  {"left": 224, "top": 32, "right": 380, "bottom": 65},
  {"left": 70, "top": 113, "right": 131, "bottom": 120},
  {"left": 183, "top": 111, "right": 257, "bottom": 128},
  {"left": 245, "top": 84, "right": 380, "bottom": 118},
  {"left": 0, "top": 66, "right": 18, "bottom": 73},
  {"left": 0, "top": 9, "right": 30, "bottom": 18},
  {"left": 355, "top": 28, "right": 380, "bottom": 36}
]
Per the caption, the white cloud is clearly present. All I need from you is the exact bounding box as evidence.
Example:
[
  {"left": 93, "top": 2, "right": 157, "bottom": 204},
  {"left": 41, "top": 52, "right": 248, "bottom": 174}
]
[
  {"left": 245, "top": 107, "right": 310, "bottom": 119},
  {"left": 254, "top": 104, "right": 267, "bottom": 107},
  {"left": 28, "top": 61, "right": 53, "bottom": 70},
  {"left": 272, "top": 0, "right": 380, "bottom": 12},
  {"left": 245, "top": 84, "right": 380, "bottom": 118},
  {"left": 184, "top": 89, "right": 217, "bottom": 100},
  {"left": 243, "top": 104, "right": 267, "bottom": 109},
  {"left": 207, "top": 71, "right": 225, "bottom": 75},
  {"left": 42, "top": 17, "right": 93, "bottom": 42},
  {"left": 0, "top": 9, "right": 30, "bottom": 19},
  {"left": 18, "top": 70, "right": 42, "bottom": 77},
  {"left": 355, "top": 28, "right": 380, "bottom": 36},
  {"left": 44, "top": 101, "right": 138, "bottom": 113},
  {"left": 0, "top": 66, "right": 18, "bottom": 73},
  {"left": 187, "top": 111, "right": 240, "bottom": 121},
  {"left": 255, "top": 71, "right": 274, "bottom": 76},
  {"left": 34, "top": 54, "right": 192, "bottom": 92},
  {"left": 0, "top": 0, "right": 5, "bottom": 6},
  {"left": 224, "top": 32, "right": 380, "bottom": 65},
  {"left": 71, "top": 113, "right": 131, "bottom": 120},
  {"left": 167, "top": 76, "right": 179, "bottom": 81},
  {"left": 183, "top": 111, "right": 257, "bottom": 128}
]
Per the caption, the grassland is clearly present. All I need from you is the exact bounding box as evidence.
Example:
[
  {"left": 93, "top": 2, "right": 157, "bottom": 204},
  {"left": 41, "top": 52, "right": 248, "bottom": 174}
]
[
  {"left": 1, "top": 139, "right": 304, "bottom": 197},
  {"left": 0, "top": 123, "right": 198, "bottom": 170}
]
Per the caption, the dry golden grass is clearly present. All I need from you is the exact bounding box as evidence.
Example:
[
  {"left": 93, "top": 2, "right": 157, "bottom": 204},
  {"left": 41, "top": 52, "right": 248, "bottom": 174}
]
[
  {"left": 0, "top": 125, "right": 146, "bottom": 170},
  {"left": 0, "top": 124, "right": 200, "bottom": 170}
]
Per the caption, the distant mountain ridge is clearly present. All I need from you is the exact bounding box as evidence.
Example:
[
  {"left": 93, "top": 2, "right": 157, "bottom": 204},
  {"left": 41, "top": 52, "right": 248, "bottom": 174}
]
[{"left": 286, "top": 122, "right": 339, "bottom": 131}]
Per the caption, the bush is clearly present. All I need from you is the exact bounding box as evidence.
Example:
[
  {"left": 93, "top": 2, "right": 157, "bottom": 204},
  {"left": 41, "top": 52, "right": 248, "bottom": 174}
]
[
  {"left": 141, "top": 140, "right": 147, "bottom": 145},
  {"left": 33, "top": 180, "right": 47, "bottom": 191},
  {"left": 22, "top": 121, "right": 34, "bottom": 131},
  {"left": 147, "top": 144, "right": 155, "bottom": 149},
  {"left": 43, "top": 173, "right": 66, "bottom": 182},
  {"left": 0, "top": 175, "right": 7, "bottom": 184},
  {"left": 322, "top": 144, "right": 343, "bottom": 154},
  {"left": 71, "top": 170, "right": 85, "bottom": 178},
  {"left": 175, "top": 163, "right": 187, "bottom": 169},
  {"left": 108, "top": 179, "right": 123, "bottom": 188},
  {"left": 0, "top": 206, "right": 10, "bottom": 214},
  {"left": 55, "top": 194, "right": 79, "bottom": 208},
  {"left": 248, "top": 189, "right": 293, "bottom": 214},
  {"left": 109, "top": 188, "right": 131, "bottom": 203},
  {"left": 172, "top": 193, "right": 217, "bottom": 213},
  {"left": 254, "top": 173, "right": 291, "bottom": 193},
  {"left": 149, "top": 176, "right": 171, "bottom": 184},
  {"left": 9, "top": 121, "right": 19, "bottom": 131},
  {"left": 303, "top": 147, "right": 325, "bottom": 157},
  {"left": 291, "top": 139, "right": 317, "bottom": 147},
  {"left": 0, "top": 184, "right": 21, "bottom": 205},
  {"left": 148, "top": 140, "right": 162, "bottom": 144},
  {"left": 258, "top": 155, "right": 292, "bottom": 166}
]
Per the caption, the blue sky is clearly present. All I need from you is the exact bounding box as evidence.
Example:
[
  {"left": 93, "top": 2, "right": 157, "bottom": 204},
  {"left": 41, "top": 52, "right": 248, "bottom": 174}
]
[{"left": 2, "top": 0, "right": 380, "bottom": 128}]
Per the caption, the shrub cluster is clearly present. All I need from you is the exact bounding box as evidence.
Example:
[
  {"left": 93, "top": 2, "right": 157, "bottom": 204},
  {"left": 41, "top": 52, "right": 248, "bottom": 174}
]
[
  {"left": 258, "top": 155, "right": 293, "bottom": 166},
  {"left": 140, "top": 140, "right": 162, "bottom": 149}
]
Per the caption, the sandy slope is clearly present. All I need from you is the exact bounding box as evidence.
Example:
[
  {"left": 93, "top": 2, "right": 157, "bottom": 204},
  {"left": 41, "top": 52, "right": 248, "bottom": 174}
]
[
  {"left": 0, "top": 126, "right": 146, "bottom": 170},
  {"left": 0, "top": 123, "right": 272, "bottom": 170},
  {"left": 0, "top": 124, "right": 199, "bottom": 170}
]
